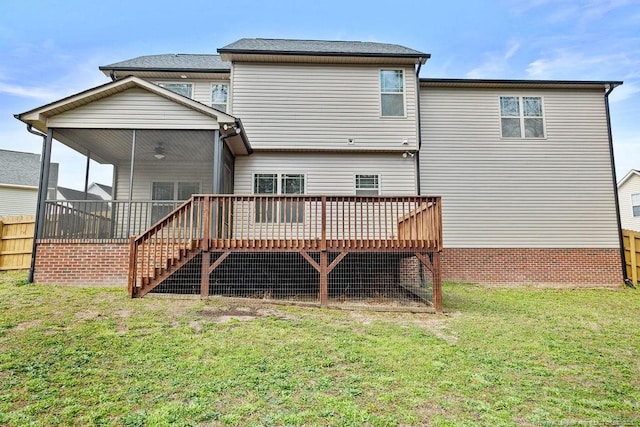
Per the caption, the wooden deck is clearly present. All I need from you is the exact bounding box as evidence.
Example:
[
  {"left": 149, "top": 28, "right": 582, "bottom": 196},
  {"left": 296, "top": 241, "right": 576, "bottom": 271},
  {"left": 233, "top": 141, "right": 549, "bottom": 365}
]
[{"left": 127, "top": 195, "right": 444, "bottom": 311}]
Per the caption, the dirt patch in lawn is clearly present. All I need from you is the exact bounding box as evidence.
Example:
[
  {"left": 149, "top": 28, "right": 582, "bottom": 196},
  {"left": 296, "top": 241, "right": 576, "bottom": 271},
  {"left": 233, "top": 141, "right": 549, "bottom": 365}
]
[{"left": 196, "top": 305, "right": 299, "bottom": 324}]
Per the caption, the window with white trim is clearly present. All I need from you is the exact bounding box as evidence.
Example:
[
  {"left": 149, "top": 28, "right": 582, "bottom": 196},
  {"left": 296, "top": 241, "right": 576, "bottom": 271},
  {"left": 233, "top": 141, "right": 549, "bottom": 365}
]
[
  {"left": 632, "top": 193, "right": 640, "bottom": 217},
  {"left": 151, "top": 181, "right": 200, "bottom": 223},
  {"left": 500, "top": 96, "right": 545, "bottom": 138},
  {"left": 253, "top": 173, "right": 305, "bottom": 223},
  {"left": 380, "top": 70, "right": 404, "bottom": 116},
  {"left": 156, "top": 82, "right": 193, "bottom": 98},
  {"left": 211, "top": 83, "right": 228, "bottom": 112},
  {"left": 355, "top": 174, "right": 380, "bottom": 195}
]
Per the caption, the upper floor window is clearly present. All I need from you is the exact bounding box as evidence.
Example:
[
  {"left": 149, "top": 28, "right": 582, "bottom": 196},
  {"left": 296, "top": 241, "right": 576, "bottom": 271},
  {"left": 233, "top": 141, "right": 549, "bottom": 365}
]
[
  {"left": 380, "top": 70, "right": 404, "bottom": 117},
  {"left": 632, "top": 193, "right": 640, "bottom": 217},
  {"left": 156, "top": 82, "right": 193, "bottom": 98},
  {"left": 500, "top": 96, "right": 545, "bottom": 138},
  {"left": 211, "top": 83, "right": 228, "bottom": 112},
  {"left": 355, "top": 174, "right": 380, "bottom": 195}
]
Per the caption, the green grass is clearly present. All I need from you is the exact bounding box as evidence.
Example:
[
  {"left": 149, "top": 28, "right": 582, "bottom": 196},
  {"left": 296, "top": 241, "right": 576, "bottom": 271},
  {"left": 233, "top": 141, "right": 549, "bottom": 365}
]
[{"left": 0, "top": 271, "right": 639, "bottom": 426}]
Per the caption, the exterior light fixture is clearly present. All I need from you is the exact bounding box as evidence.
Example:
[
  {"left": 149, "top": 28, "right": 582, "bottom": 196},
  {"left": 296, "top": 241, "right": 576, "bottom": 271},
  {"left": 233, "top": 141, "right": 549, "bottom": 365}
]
[{"left": 402, "top": 151, "right": 415, "bottom": 158}]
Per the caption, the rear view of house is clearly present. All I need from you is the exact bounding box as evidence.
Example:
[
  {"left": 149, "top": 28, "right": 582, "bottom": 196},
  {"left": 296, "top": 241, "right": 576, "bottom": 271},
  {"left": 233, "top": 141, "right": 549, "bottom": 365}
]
[{"left": 14, "top": 37, "right": 625, "bottom": 310}]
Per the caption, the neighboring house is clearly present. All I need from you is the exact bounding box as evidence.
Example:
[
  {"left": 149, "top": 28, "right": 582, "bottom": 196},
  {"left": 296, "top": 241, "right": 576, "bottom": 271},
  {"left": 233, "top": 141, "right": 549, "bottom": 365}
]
[
  {"left": 618, "top": 169, "right": 640, "bottom": 232},
  {"left": 13, "top": 38, "right": 625, "bottom": 307},
  {"left": 0, "top": 149, "right": 58, "bottom": 217},
  {"left": 56, "top": 186, "right": 108, "bottom": 211},
  {"left": 87, "top": 182, "right": 112, "bottom": 200}
]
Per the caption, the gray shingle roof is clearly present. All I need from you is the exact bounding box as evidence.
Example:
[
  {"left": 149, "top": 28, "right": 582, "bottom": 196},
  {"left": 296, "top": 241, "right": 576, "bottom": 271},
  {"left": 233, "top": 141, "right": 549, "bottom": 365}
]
[
  {"left": 0, "top": 149, "right": 59, "bottom": 188},
  {"left": 57, "top": 187, "right": 105, "bottom": 201},
  {"left": 218, "top": 38, "right": 429, "bottom": 58},
  {"left": 100, "top": 54, "right": 230, "bottom": 71},
  {"left": 0, "top": 149, "right": 41, "bottom": 187}
]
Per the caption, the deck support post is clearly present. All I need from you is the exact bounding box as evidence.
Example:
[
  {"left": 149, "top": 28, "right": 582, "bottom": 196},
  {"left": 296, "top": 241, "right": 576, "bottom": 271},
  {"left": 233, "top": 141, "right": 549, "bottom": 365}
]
[
  {"left": 319, "top": 251, "right": 328, "bottom": 306},
  {"left": 200, "top": 251, "right": 210, "bottom": 298}
]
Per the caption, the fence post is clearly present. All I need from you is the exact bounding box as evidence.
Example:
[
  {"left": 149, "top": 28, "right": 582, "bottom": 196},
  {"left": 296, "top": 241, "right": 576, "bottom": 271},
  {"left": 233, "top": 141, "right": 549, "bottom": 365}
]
[{"left": 629, "top": 230, "right": 638, "bottom": 285}]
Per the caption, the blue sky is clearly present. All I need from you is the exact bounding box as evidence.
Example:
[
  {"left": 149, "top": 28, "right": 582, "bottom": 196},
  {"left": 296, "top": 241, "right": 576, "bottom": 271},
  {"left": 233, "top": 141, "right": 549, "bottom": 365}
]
[{"left": 1, "top": 0, "right": 638, "bottom": 188}]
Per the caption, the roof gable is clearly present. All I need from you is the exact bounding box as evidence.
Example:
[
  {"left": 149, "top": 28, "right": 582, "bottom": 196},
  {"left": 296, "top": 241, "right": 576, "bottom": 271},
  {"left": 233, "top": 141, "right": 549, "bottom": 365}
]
[
  {"left": 618, "top": 169, "right": 640, "bottom": 187},
  {"left": 16, "top": 76, "right": 237, "bottom": 133}
]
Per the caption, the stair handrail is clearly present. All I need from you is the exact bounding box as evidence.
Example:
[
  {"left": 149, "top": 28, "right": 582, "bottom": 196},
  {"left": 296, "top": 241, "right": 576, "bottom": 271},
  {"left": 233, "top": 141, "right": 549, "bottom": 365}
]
[{"left": 128, "top": 196, "right": 204, "bottom": 296}]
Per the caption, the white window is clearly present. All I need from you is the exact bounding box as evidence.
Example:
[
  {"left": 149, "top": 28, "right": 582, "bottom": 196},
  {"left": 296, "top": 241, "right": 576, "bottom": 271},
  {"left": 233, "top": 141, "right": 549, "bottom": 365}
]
[
  {"left": 355, "top": 174, "right": 380, "bottom": 195},
  {"left": 211, "top": 83, "right": 228, "bottom": 112},
  {"left": 156, "top": 82, "right": 193, "bottom": 98},
  {"left": 500, "top": 96, "right": 545, "bottom": 138},
  {"left": 380, "top": 70, "right": 404, "bottom": 117},
  {"left": 632, "top": 193, "right": 640, "bottom": 217},
  {"left": 151, "top": 181, "right": 200, "bottom": 223},
  {"left": 253, "top": 173, "right": 305, "bottom": 223}
]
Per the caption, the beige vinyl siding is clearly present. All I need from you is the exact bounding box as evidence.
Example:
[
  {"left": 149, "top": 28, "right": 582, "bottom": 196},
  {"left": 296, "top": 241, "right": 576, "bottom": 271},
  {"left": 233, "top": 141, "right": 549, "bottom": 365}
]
[
  {"left": 619, "top": 174, "right": 640, "bottom": 231},
  {"left": 231, "top": 63, "right": 417, "bottom": 150},
  {"left": 420, "top": 87, "right": 619, "bottom": 248},
  {"left": 234, "top": 152, "right": 416, "bottom": 194},
  {"left": 0, "top": 187, "right": 37, "bottom": 216},
  {"left": 233, "top": 152, "right": 417, "bottom": 241},
  {"left": 47, "top": 88, "right": 220, "bottom": 130}
]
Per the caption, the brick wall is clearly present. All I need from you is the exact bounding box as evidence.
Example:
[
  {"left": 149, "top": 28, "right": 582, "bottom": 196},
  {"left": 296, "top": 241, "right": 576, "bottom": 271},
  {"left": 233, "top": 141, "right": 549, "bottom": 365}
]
[
  {"left": 34, "top": 240, "right": 129, "bottom": 286},
  {"left": 441, "top": 248, "right": 622, "bottom": 286}
]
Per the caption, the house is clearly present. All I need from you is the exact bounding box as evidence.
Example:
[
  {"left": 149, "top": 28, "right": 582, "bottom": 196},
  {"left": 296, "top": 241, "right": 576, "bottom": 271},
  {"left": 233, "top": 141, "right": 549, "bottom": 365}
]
[
  {"left": 618, "top": 169, "right": 640, "bottom": 232},
  {"left": 87, "top": 182, "right": 112, "bottom": 200},
  {"left": 0, "top": 149, "right": 58, "bottom": 217},
  {"left": 13, "top": 38, "right": 626, "bottom": 310}
]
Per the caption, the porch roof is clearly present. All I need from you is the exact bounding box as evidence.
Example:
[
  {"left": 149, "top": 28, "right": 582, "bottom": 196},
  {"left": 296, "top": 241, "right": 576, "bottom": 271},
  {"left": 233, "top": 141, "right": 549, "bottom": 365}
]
[{"left": 15, "top": 76, "right": 252, "bottom": 158}]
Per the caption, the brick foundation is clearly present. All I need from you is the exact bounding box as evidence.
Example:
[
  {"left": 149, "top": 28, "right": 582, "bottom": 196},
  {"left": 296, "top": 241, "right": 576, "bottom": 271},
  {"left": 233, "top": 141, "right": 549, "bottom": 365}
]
[
  {"left": 32, "top": 242, "right": 623, "bottom": 288},
  {"left": 441, "top": 247, "right": 622, "bottom": 286},
  {"left": 34, "top": 240, "right": 130, "bottom": 286}
]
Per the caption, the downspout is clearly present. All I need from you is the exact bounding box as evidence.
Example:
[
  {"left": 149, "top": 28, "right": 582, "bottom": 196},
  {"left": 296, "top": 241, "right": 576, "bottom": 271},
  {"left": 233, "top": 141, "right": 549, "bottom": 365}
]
[
  {"left": 414, "top": 58, "right": 425, "bottom": 194},
  {"left": 604, "top": 83, "right": 634, "bottom": 288},
  {"left": 24, "top": 124, "right": 48, "bottom": 283},
  {"left": 109, "top": 70, "right": 117, "bottom": 81},
  {"left": 414, "top": 58, "right": 426, "bottom": 287}
]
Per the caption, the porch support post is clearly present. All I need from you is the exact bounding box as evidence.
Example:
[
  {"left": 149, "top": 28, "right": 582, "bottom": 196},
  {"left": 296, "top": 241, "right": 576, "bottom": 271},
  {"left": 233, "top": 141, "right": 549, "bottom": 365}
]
[
  {"left": 212, "top": 130, "right": 222, "bottom": 194},
  {"left": 36, "top": 129, "right": 54, "bottom": 240},
  {"left": 126, "top": 130, "right": 136, "bottom": 237},
  {"left": 83, "top": 151, "right": 91, "bottom": 199}
]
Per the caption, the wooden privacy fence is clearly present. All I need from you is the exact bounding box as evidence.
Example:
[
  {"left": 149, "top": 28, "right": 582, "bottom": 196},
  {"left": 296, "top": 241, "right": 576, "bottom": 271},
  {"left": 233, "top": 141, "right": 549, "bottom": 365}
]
[
  {"left": 0, "top": 216, "right": 35, "bottom": 271},
  {"left": 623, "top": 229, "right": 640, "bottom": 286}
]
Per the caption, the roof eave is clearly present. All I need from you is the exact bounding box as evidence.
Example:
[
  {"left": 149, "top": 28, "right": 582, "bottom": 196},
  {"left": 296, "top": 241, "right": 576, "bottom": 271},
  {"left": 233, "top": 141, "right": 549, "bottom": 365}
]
[
  {"left": 420, "top": 78, "right": 624, "bottom": 88},
  {"left": 98, "top": 66, "right": 230, "bottom": 73}
]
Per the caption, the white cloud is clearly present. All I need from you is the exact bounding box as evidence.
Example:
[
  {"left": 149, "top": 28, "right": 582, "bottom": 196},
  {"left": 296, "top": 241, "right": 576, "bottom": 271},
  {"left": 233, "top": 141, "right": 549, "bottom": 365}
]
[
  {"left": 609, "top": 81, "right": 640, "bottom": 102},
  {"left": 0, "top": 82, "right": 60, "bottom": 100},
  {"left": 466, "top": 40, "right": 520, "bottom": 79},
  {"left": 525, "top": 50, "right": 637, "bottom": 80}
]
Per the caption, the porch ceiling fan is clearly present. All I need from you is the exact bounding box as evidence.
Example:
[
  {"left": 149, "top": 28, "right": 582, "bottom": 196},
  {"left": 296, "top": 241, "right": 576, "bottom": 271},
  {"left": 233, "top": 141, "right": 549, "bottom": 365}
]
[{"left": 154, "top": 143, "right": 166, "bottom": 160}]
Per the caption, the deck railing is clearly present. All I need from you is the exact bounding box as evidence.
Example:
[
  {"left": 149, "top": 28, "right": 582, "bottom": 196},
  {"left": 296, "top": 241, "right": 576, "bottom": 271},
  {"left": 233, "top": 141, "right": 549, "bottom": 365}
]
[
  {"left": 42, "top": 200, "right": 184, "bottom": 240},
  {"left": 204, "top": 195, "right": 442, "bottom": 251},
  {"left": 128, "top": 194, "right": 442, "bottom": 297}
]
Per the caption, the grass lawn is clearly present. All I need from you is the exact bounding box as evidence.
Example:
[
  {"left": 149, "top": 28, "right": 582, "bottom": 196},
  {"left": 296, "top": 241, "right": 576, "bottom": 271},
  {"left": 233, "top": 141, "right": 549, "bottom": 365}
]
[{"left": 0, "top": 271, "right": 639, "bottom": 426}]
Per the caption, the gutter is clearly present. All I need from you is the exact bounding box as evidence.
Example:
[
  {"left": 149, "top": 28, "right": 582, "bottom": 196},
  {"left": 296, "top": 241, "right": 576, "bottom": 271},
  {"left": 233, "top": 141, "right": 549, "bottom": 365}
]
[
  {"left": 604, "top": 83, "right": 635, "bottom": 288},
  {"left": 24, "top": 124, "right": 47, "bottom": 284}
]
